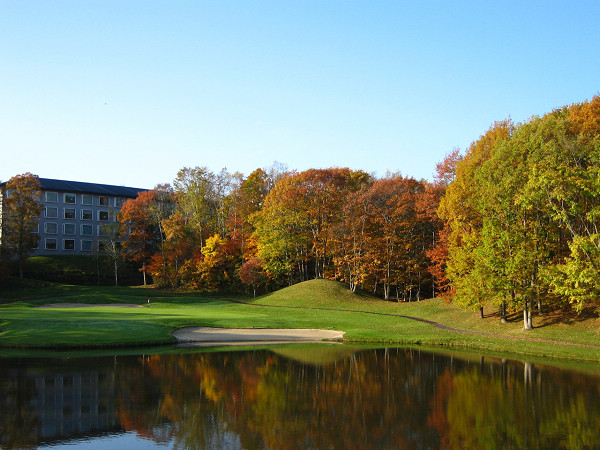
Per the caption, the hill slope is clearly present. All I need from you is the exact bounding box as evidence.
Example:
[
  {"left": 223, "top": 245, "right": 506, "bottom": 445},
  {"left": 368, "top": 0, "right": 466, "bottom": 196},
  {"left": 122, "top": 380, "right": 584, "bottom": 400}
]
[{"left": 257, "top": 278, "right": 380, "bottom": 308}]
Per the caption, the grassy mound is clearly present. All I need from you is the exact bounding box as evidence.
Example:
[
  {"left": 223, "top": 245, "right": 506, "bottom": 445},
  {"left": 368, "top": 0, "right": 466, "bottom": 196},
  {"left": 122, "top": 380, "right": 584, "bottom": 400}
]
[{"left": 257, "top": 278, "right": 378, "bottom": 307}]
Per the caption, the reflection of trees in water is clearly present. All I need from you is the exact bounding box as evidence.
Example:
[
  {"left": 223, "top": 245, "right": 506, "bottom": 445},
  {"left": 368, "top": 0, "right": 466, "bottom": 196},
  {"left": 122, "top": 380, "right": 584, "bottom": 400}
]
[
  {"left": 114, "top": 349, "right": 600, "bottom": 449},
  {"left": 1, "top": 350, "right": 599, "bottom": 449},
  {"left": 430, "top": 357, "right": 600, "bottom": 449}
]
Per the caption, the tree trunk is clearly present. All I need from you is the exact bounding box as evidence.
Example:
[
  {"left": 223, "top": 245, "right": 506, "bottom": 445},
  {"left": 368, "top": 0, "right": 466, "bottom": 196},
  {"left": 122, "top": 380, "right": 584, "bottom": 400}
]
[
  {"left": 479, "top": 306, "right": 484, "bottom": 319},
  {"left": 383, "top": 282, "right": 390, "bottom": 301},
  {"left": 523, "top": 298, "right": 533, "bottom": 330},
  {"left": 500, "top": 300, "right": 507, "bottom": 323},
  {"left": 114, "top": 259, "right": 118, "bottom": 286}
]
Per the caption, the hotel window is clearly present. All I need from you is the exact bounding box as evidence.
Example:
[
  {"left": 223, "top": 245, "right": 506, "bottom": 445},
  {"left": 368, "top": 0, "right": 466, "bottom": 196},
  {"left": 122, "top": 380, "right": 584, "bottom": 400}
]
[
  {"left": 81, "top": 240, "right": 93, "bottom": 252},
  {"left": 64, "top": 193, "right": 76, "bottom": 204},
  {"left": 98, "top": 225, "right": 108, "bottom": 236},
  {"left": 81, "top": 209, "right": 93, "bottom": 220},
  {"left": 99, "top": 196, "right": 109, "bottom": 206},
  {"left": 45, "top": 238, "right": 57, "bottom": 250},
  {"left": 115, "top": 197, "right": 126, "bottom": 208},
  {"left": 33, "top": 223, "right": 40, "bottom": 233},
  {"left": 63, "top": 239, "right": 75, "bottom": 250},
  {"left": 45, "top": 192, "right": 58, "bottom": 202},
  {"left": 81, "top": 224, "right": 93, "bottom": 236},
  {"left": 44, "top": 222, "right": 58, "bottom": 234},
  {"left": 64, "top": 208, "right": 76, "bottom": 220},
  {"left": 98, "top": 210, "right": 109, "bottom": 221},
  {"left": 81, "top": 194, "right": 93, "bottom": 205},
  {"left": 46, "top": 207, "right": 58, "bottom": 218},
  {"left": 63, "top": 223, "right": 76, "bottom": 235}
]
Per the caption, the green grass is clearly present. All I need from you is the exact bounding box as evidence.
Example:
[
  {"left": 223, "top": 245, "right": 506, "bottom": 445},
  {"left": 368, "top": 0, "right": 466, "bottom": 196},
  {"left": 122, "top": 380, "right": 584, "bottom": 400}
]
[{"left": 0, "top": 278, "right": 599, "bottom": 362}]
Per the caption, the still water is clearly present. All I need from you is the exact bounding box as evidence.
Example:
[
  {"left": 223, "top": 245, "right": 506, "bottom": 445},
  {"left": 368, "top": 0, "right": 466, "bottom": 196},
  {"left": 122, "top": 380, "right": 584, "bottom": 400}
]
[{"left": 1, "top": 346, "right": 599, "bottom": 449}]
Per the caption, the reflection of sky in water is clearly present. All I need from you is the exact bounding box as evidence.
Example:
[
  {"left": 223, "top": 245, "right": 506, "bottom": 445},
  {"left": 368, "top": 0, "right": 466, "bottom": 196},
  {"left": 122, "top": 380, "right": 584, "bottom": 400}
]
[
  {"left": 41, "top": 431, "right": 170, "bottom": 449},
  {"left": 39, "top": 423, "right": 243, "bottom": 449}
]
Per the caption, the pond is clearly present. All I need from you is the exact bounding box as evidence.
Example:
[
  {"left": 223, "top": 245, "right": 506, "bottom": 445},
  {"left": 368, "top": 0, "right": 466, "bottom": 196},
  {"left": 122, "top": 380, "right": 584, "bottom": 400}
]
[{"left": 1, "top": 345, "right": 599, "bottom": 449}]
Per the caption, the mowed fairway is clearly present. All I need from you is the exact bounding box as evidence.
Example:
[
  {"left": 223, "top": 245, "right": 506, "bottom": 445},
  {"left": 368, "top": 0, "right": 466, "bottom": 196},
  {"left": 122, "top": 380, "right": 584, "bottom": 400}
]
[
  {"left": 1, "top": 279, "right": 599, "bottom": 362},
  {"left": 0, "top": 281, "right": 449, "bottom": 348}
]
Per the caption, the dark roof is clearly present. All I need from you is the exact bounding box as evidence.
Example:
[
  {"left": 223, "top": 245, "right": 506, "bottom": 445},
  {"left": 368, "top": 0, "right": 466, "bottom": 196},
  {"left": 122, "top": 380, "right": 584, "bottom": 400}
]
[{"left": 18, "top": 178, "right": 148, "bottom": 198}]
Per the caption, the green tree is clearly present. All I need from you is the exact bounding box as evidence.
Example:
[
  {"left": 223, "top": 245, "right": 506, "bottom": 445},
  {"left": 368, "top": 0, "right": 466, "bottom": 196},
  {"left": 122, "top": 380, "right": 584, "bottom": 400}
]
[
  {"left": 519, "top": 97, "right": 600, "bottom": 311},
  {"left": 173, "top": 167, "right": 218, "bottom": 251},
  {"left": 439, "top": 121, "right": 515, "bottom": 319}
]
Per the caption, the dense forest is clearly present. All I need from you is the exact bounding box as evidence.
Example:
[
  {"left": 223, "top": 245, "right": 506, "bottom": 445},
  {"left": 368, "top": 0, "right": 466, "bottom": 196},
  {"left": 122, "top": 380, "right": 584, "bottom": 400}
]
[
  {"left": 119, "top": 165, "right": 442, "bottom": 302},
  {"left": 115, "top": 95, "right": 600, "bottom": 328}
]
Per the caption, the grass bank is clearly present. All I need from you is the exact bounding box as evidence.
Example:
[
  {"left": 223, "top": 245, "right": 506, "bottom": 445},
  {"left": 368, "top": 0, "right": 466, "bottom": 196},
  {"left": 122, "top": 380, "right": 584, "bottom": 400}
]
[{"left": 0, "top": 279, "right": 598, "bottom": 361}]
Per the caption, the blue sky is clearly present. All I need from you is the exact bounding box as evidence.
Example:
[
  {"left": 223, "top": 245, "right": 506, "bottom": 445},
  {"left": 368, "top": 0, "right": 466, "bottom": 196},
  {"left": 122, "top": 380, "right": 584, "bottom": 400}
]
[{"left": 1, "top": 1, "right": 599, "bottom": 189}]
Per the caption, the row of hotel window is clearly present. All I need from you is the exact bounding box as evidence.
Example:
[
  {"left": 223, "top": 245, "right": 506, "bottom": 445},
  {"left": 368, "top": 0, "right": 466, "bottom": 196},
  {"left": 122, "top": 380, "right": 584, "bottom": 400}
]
[
  {"left": 45, "top": 208, "right": 113, "bottom": 221},
  {"left": 44, "top": 239, "right": 113, "bottom": 251},
  {"left": 44, "top": 192, "right": 128, "bottom": 208},
  {"left": 40, "top": 223, "right": 113, "bottom": 236}
]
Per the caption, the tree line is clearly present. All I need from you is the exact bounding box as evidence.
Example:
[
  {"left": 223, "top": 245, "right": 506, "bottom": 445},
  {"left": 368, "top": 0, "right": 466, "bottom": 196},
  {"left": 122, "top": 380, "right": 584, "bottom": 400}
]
[{"left": 119, "top": 165, "right": 443, "bottom": 301}]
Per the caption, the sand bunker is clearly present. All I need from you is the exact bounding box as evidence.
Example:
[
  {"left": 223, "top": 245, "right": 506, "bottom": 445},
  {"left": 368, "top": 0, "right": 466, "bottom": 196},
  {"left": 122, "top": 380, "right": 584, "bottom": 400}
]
[{"left": 172, "top": 327, "right": 345, "bottom": 347}]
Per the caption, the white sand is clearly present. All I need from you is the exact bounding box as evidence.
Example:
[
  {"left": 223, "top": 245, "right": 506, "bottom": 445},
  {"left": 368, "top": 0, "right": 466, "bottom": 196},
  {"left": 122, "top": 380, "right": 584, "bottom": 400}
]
[{"left": 172, "top": 326, "right": 345, "bottom": 346}]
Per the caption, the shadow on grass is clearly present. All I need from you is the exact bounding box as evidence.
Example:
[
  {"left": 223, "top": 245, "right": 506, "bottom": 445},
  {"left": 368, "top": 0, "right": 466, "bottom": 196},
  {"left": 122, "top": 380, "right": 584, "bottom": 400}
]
[
  {"left": 535, "top": 303, "right": 599, "bottom": 328},
  {"left": 484, "top": 302, "right": 599, "bottom": 328}
]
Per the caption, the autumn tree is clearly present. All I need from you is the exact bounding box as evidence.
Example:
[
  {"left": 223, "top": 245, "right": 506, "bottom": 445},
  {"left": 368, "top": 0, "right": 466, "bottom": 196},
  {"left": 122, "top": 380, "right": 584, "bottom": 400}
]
[
  {"left": 425, "top": 149, "right": 462, "bottom": 297},
  {"left": 119, "top": 187, "right": 174, "bottom": 285},
  {"left": 229, "top": 168, "right": 273, "bottom": 260},
  {"left": 252, "top": 172, "right": 309, "bottom": 285},
  {"left": 363, "top": 176, "right": 428, "bottom": 301},
  {"left": 335, "top": 185, "right": 374, "bottom": 292},
  {"left": 238, "top": 257, "right": 267, "bottom": 297},
  {"left": 1, "top": 173, "right": 43, "bottom": 278},
  {"left": 197, "top": 233, "right": 239, "bottom": 292},
  {"left": 253, "top": 168, "right": 370, "bottom": 285}
]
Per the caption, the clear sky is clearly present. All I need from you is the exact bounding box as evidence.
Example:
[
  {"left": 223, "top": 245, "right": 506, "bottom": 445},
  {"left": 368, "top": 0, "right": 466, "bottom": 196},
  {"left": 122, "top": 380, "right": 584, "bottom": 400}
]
[{"left": 1, "top": 1, "right": 599, "bottom": 189}]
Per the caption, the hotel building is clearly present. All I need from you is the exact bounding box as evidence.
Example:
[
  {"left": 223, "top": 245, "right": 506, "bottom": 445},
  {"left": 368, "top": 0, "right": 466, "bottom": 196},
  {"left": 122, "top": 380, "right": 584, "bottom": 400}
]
[{"left": 0, "top": 178, "right": 147, "bottom": 256}]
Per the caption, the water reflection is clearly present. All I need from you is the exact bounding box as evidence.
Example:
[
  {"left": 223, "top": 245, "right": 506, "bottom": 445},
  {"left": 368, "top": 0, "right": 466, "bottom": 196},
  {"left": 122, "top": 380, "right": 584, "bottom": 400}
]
[{"left": 1, "top": 347, "right": 599, "bottom": 449}]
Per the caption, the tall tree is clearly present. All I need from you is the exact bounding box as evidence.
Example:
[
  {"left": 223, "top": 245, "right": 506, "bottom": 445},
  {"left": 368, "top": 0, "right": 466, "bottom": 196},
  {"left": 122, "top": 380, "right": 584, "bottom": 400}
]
[
  {"left": 238, "top": 257, "right": 267, "bottom": 297},
  {"left": 1, "top": 173, "right": 43, "bottom": 278},
  {"left": 173, "top": 167, "right": 218, "bottom": 251},
  {"left": 99, "top": 212, "right": 123, "bottom": 286},
  {"left": 229, "top": 168, "right": 273, "bottom": 260},
  {"left": 119, "top": 188, "right": 174, "bottom": 285},
  {"left": 438, "top": 120, "right": 515, "bottom": 318}
]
